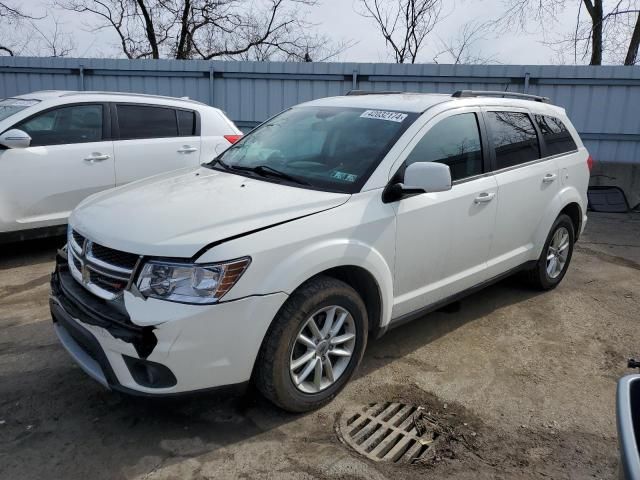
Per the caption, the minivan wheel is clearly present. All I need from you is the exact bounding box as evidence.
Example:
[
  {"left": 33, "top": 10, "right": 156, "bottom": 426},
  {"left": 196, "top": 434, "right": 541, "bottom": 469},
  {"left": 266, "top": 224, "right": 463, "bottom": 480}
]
[
  {"left": 525, "top": 214, "right": 575, "bottom": 290},
  {"left": 255, "top": 275, "right": 368, "bottom": 412}
]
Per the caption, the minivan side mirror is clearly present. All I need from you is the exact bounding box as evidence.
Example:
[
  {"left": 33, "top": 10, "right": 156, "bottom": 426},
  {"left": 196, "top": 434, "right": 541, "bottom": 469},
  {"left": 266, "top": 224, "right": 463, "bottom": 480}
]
[
  {"left": 0, "top": 129, "right": 31, "bottom": 149},
  {"left": 382, "top": 162, "right": 452, "bottom": 203}
]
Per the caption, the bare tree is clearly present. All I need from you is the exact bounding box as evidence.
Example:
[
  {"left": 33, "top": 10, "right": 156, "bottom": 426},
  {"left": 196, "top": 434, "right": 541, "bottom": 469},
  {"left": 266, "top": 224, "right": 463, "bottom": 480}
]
[
  {"left": 56, "top": 0, "right": 347, "bottom": 61},
  {"left": 0, "top": 1, "right": 34, "bottom": 56},
  {"left": 494, "top": 0, "right": 640, "bottom": 65},
  {"left": 356, "top": 0, "right": 442, "bottom": 63},
  {"left": 28, "top": 18, "right": 76, "bottom": 57},
  {"left": 433, "top": 21, "right": 497, "bottom": 64}
]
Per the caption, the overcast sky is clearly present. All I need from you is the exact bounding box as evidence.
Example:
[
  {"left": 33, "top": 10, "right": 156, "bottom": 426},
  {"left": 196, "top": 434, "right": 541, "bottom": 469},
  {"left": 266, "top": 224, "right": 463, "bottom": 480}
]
[{"left": 27, "top": 0, "right": 579, "bottom": 64}]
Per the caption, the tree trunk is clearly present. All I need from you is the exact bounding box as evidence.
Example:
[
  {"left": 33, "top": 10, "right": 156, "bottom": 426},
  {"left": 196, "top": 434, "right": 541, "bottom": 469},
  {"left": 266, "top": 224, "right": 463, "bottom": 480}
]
[
  {"left": 176, "top": 0, "right": 191, "bottom": 59},
  {"left": 584, "top": 0, "right": 603, "bottom": 65},
  {"left": 625, "top": 12, "right": 640, "bottom": 65},
  {"left": 135, "top": 0, "right": 160, "bottom": 59}
]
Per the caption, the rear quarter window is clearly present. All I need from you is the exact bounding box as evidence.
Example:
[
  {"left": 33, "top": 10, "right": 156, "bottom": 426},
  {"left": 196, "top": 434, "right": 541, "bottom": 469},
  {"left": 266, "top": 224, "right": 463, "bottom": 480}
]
[{"left": 534, "top": 114, "right": 578, "bottom": 156}]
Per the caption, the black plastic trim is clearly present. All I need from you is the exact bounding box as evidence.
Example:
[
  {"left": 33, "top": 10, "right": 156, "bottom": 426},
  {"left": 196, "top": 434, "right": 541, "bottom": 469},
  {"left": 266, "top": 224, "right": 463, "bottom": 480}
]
[{"left": 380, "top": 260, "right": 537, "bottom": 337}]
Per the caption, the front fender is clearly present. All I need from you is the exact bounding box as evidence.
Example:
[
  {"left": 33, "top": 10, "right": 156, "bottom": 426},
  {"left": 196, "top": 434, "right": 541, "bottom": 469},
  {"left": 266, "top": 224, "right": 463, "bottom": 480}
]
[{"left": 256, "top": 238, "right": 395, "bottom": 329}]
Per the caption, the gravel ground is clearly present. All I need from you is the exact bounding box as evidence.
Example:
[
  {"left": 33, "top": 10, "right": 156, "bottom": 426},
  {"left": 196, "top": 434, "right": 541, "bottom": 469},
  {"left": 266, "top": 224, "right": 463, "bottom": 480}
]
[{"left": 0, "top": 212, "right": 638, "bottom": 480}]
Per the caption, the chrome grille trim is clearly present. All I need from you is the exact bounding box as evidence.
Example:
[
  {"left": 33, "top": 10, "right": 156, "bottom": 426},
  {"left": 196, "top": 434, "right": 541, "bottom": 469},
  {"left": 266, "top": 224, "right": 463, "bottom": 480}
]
[{"left": 67, "top": 228, "right": 141, "bottom": 301}]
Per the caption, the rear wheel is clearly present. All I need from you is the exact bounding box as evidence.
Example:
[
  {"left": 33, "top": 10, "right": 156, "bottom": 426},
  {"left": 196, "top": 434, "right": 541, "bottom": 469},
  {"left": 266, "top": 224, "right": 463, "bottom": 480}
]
[
  {"left": 255, "top": 276, "right": 368, "bottom": 412},
  {"left": 525, "top": 214, "right": 575, "bottom": 290}
]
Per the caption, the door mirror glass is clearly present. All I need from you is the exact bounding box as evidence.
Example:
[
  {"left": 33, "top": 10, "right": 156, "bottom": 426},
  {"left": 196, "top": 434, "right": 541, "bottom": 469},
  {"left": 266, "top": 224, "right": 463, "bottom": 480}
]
[
  {"left": 0, "top": 129, "right": 32, "bottom": 149},
  {"left": 404, "top": 161, "right": 452, "bottom": 193}
]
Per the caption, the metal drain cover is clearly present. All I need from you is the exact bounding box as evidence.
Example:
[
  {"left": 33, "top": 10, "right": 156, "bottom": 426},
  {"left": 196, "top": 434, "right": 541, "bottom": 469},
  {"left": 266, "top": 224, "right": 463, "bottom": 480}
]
[{"left": 336, "top": 403, "right": 437, "bottom": 463}]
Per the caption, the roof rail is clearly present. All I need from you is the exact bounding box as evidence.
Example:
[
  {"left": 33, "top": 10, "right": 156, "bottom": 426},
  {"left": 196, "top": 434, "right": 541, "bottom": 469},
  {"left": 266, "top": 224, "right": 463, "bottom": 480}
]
[
  {"left": 60, "top": 90, "right": 207, "bottom": 106},
  {"left": 452, "top": 90, "right": 550, "bottom": 103},
  {"left": 346, "top": 90, "right": 404, "bottom": 96}
]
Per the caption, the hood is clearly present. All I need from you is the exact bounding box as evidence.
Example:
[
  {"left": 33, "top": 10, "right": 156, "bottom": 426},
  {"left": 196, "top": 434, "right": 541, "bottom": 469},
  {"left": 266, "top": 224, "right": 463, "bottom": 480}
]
[{"left": 70, "top": 167, "right": 350, "bottom": 258}]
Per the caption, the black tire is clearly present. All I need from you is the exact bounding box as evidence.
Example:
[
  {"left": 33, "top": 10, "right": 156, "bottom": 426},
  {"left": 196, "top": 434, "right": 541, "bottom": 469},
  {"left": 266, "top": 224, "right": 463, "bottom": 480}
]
[
  {"left": 525, "top": 214, "right": 575, "bottom": 290},
  {"left": 255, "top": 275, "right": 368, "bottom": 412}
]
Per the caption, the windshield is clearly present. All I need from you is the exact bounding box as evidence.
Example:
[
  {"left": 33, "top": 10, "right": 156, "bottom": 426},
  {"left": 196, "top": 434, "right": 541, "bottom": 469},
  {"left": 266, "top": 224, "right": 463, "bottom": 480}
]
[
  {"left": 0, "top": 98, "right": 40, "bottom": 122},
  {"left": 210, "top": 106, "right": 416, "bottom": 193}
]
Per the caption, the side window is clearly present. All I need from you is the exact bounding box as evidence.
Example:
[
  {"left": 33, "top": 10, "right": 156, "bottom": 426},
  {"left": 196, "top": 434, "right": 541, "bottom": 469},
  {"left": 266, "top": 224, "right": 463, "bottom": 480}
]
[
  {"left": 177, "top": 109, "right": 196, "bottom": 137},
  {"left": 486, "top": 111, "right": 540, "bottom": 170},
  {"left": 534, "top": 114, "right": 577, "bottom": 156},
  {"left": 117, "top": 104, "right": 178, "bottom": 140},
  {"left": 15, "top": 104, "right": 103, "bottom": 146},
  {"left": 405, "top": 113, "right": 483, "bottom": 181}
]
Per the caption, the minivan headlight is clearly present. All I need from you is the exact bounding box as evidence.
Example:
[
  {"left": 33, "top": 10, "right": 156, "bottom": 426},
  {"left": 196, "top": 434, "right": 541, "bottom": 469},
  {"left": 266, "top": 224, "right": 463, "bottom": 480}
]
[{"left": 136, "top": 257, "right": 250, "bottom": 304}]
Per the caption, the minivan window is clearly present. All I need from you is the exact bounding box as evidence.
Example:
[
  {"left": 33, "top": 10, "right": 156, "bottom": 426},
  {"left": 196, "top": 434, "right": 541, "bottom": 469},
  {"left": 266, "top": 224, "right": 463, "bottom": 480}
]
[
  {"left": 486, "top": 111, "right": 540, "bottom": 170},
  {"left": 117, "top": 104, "right": 178, "bottom": 140},
  {"left": 15, "top": 104, "right": 103, "bottom": 146},
  {"left": 211, "top": 106, "right": 416, "bottom": 193},
  {"left": 0, "top": 98, "right": 40, "bottom": 122},
  {"left": 405, "top": 113, "right": 483, "bottom": 181},
  {"left": 177, "top": 109, "right": 196, "bottom": 136},
  {"left": 534, "top": 114, "right": 577, "bottom": 156}
]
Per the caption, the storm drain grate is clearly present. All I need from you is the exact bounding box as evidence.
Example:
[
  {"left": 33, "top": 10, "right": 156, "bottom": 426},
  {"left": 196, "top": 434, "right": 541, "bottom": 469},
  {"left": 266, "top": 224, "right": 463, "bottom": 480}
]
[{"left": 336, "top": 403, "right": 438, "bottom": 463}]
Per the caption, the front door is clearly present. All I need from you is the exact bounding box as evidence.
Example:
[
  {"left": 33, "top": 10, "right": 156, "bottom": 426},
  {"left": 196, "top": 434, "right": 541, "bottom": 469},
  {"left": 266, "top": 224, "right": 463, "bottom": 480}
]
[
  {"left": 391, "top": 109, "right": 498, "bottom": 319},
  {"left": 0, "top": 103, "right": 115, "bottom": 231}
]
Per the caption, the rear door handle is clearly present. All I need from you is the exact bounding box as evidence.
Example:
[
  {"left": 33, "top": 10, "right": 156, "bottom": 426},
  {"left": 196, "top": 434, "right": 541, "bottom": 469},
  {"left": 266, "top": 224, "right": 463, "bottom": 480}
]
[
  {"left": 83, "top": 153, "right": 111, "bottom": 162},
  {"left": 177, "top": 145, "right": 198, "bottom": 154},
  {"left": 474, "top": 192, "right": 496, "bottom": 204},
  {"left": 543, "top": 173, "right": 557, "bottom": 183}
]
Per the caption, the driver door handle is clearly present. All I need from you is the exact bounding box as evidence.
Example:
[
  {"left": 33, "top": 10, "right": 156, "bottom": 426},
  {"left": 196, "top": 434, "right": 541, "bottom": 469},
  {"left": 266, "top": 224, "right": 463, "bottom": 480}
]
[
  {"left": 177, "top": 145, "right": 198, "bottom": 154},
  {"left": 474, "top": 192, "right": 496, "bottom": 204},
  {"left": 542, "top": 173, "right": 557, "bottom": 183},
  {"left": 83, "top": 153, "right": 111, "bottom": 162}
]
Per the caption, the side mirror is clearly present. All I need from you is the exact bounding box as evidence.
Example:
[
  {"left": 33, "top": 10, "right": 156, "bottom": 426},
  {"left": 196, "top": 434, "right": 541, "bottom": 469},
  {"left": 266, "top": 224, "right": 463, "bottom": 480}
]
[
  {"left": 0, "top": 129, "right": 31, "bottom": 149},
  {"left": 383, "top": 162, "right": 452, "bottom": 203}
]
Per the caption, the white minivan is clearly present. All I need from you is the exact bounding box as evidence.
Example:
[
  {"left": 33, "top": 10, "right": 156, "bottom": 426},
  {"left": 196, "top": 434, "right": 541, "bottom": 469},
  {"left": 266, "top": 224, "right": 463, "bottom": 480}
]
[
  {"left": 51, "top": 90, "right": 590, "bottom": 412},
  {"left": 0, "top": 91, "right": 241, "bottom": 241}
]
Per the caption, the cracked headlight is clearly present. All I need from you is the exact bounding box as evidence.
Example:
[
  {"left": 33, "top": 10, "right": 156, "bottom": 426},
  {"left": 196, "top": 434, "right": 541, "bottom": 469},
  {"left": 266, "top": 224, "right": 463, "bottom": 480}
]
[{"left": 136, "top": 257, "right": 251, "bottom": 304}]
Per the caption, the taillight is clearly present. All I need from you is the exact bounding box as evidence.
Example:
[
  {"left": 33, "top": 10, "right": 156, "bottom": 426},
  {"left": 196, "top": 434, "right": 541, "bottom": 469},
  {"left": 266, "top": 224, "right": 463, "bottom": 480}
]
[
  {"left": 587, "top": 155, "right": 594, "bottom": 172},
  {"left": 224, "top": 134, "right": 242, "bottom": 144}
]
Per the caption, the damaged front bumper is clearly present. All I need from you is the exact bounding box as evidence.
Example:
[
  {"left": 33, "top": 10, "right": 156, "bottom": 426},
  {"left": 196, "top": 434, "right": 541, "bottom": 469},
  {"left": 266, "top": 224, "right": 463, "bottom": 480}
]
[{"left": 50, "top": 251, "right": 288, "bottom": 395}]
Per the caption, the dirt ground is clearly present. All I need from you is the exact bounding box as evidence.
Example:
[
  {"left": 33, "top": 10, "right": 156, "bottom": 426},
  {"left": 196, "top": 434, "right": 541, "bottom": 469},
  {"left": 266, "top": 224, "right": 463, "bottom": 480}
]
[{"left": 0, "top": 212, "right": 639, "bottom": 480}]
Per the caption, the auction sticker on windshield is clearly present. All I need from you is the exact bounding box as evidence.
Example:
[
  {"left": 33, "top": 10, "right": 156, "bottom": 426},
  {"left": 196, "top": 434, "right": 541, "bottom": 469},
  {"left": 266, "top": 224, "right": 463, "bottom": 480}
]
[{"left": 360, "top": 110, "right": 408, "bottom": 123}]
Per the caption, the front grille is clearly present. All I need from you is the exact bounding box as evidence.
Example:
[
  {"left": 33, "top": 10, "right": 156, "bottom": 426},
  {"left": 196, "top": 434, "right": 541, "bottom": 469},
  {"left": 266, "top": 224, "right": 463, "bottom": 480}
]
[
  {"left": 89, "top": 243, "right": 139, "bottom": 270},
  {"left": 72, "top": 230, "right": 85, "bottom": 247},
  {"left": 68, "top": 228, "right": 141, "bottom": 300}
]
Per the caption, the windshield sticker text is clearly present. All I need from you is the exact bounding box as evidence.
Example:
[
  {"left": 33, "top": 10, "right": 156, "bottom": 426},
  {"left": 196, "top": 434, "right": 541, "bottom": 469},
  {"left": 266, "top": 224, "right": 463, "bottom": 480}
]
[
  {"left": 331, "top": 171, "right": 358, "bottom": 182},
  {"left": 360, "top": 110, "right": 408, "bottom": 123}
]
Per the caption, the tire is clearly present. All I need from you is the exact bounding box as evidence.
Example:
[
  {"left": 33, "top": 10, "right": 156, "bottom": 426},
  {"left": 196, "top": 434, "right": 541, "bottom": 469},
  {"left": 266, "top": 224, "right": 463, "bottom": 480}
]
[
  {"left": 255, "top": 275, "right": 368, "bottom": 412},
  {"left": 525, "top": 214, "right": 575, "bottom": 290}
]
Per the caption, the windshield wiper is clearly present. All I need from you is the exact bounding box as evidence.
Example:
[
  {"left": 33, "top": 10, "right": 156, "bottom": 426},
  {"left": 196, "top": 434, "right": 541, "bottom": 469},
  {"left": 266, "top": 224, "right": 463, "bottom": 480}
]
[{"left": 227, "top": 164, "right": 312, "bottom": 186}]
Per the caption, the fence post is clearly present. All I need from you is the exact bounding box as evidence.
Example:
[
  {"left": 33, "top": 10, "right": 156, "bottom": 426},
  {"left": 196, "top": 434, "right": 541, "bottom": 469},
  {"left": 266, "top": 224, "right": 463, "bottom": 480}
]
[
  {"left": 524, "top": 72, "right": 530, "bottom": 93},
  {"left": 209, "top": 64, "right": 215, "bottom": 106},
  {"left": 78, "top": 64, "right": 85, "bottom": 91},
  {"left": 352, "top": 69, "right": 358, "bottom": 91}
]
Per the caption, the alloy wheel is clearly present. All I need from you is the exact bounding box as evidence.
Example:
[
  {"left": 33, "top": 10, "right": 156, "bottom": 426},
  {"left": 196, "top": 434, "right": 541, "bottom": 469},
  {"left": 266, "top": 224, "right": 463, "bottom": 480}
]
[
  {"left": 289, "top": 305, "right": 356, "bottom": 394},
  {"left": 546, "top": 226, "right": 570, "bottom": 279}
]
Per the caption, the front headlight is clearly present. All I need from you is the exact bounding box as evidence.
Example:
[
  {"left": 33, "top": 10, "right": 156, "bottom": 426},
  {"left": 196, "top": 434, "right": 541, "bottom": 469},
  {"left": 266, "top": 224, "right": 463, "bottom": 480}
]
[{"left": 136, "top": 257, "right": 251, "bottom": 304}]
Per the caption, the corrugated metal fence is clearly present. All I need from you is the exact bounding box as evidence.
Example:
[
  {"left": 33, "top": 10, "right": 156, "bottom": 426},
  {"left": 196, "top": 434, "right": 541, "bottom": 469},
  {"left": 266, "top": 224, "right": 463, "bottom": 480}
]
[{"left": 1, "top": 57, "right": 639, "bottom": 206}]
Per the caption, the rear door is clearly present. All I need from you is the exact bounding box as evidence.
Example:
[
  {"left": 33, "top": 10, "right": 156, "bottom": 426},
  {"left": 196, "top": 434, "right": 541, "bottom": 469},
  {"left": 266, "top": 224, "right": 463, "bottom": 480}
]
[
  {"left": 0, "top": 102, "right": 114, "bottom": 230},
  {"left": 112, "top": 103, "right": 201, "bottom": 185},
  {"left": 483, "top": 108, "right": 560, "bottom": 276}
]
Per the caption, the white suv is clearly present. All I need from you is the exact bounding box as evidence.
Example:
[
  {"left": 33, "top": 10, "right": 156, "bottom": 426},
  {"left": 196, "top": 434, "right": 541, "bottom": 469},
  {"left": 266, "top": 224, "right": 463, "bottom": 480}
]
[
  {"left": 0, "top": 91, "right": 241, "bottom": 241},
  {"left": 51, "top": 90, "right": 590, "bottom": 412}
]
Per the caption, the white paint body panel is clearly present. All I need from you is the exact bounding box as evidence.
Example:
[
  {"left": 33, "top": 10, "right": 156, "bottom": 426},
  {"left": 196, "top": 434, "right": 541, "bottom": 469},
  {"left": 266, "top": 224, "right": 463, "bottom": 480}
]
[
  {"left": 56, "top": 93, "right": 590, "bottom": 394},
  {"left": 0, "top": 90, "right": 240, "bottom": 234}
]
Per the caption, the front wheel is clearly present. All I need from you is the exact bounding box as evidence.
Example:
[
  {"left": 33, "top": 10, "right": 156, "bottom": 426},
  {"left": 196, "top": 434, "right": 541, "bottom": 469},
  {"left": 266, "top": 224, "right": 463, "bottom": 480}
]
[
  {"left": 255, "top": 276, "right": 368, "bottom": 412},
  {"left": 525, "top": 214, "right": 575, "bottom": 290}
]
